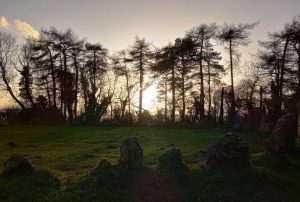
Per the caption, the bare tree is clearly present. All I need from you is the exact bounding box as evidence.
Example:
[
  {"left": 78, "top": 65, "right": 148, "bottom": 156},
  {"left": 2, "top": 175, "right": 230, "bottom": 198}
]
[
  {"left": 0, "top": 31, "right": 25, "bottom": 109},
  {"left": 111, "top": 50, "right": 133, "bottom": 118}
]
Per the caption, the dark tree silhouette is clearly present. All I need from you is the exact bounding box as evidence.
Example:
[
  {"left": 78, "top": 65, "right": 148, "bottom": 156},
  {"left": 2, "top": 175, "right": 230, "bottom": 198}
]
[
  {"left": 217, "top": 22, "right": 257, "bottom": 124},
  {"left": 174, "top": 37, "right": 195, "bottom": 121},
  {"left": 128, "top": 37, "right": 153, "bottom": 124},
  {"left": 0, "top": 31, "right": 26, "bottom": 110},
  {"left": 187, "top": 23, "right": 217, "bottom": 120},
  {"left": 111, "top": 50, "right": 133, "bottom": 119},
  {"left": 153, "top": 44, "right": 177, "bottom": 124},
  {"left": 18, "top": 42, "right": 35, "bottom": 107},
  {"left": 203, "top": 45, "right": 224, "bottom": 120}
]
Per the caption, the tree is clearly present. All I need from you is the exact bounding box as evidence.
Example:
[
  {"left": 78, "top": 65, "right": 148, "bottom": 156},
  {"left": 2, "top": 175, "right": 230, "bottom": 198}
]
[
  {"left": 70, "top": 40, "right": 84, "bottom": 118},
  {"left": 205, "top": 51, "right": 223, "bottom": 121},
  {"left": 153, "top": 43, "right": 177, "bottom": 124},
  {"left": 41, "top": 27, "right": 82, "bottom": 120},
  {"left": 111, "top": 50, "right": 133, "bottom": 119},
  {"left": 0, "top": 31, "right": 25, "bottom": 110},
  {"left": 128, "top": 37, "right": 153, "bottom": 124},
  {"left": 174, "top": 37, "right": 195, "bottom": 121},
  {"left": 217, "top": 22, "right": 257, "bottom": 123},
  {"left": 18, "top": 42, "right": 35, "bottom": 107},
  {"left": 85, "top": 42, "right": 108, "bottom": 112},
  {"left": 187, "top": 23, "right": 217, "bottom": 120},
  {"left": 257, "top": 17, "right": 300, "bottom": 113},
  {"left": 30, "top": 31, "right": 60, "bottom": 109},
  {"left": 219, "top": 87, "right": 224, "bottom": 124}
]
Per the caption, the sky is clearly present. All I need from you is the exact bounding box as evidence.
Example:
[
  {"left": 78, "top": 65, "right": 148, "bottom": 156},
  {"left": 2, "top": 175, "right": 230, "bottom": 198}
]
[{"left": 0, "top": 0, "right": 300, "bottom": 109}]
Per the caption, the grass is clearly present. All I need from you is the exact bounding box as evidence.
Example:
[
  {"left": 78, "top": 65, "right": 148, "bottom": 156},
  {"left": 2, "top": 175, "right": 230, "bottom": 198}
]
[
  {"left": 0, "top": 124, "right": 263, "bottom": 183},
  {"left": 0, "top": 124, "right": 299, "bottom": 201}
]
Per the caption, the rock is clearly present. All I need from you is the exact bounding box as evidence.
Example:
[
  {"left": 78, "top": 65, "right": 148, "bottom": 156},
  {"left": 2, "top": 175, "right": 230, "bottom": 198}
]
[
  {"left": 79, "top": 160, "right": 120, "bottom": 190},
  {"left": 7, "top": 142, "right": 17, "bottom": 148},
  {"left": 158, "top": 148, "right": 188, "bottom": 184},
  {"left": 266, "top": 113, "right": 297, "bottom": 154},
  {"left": 158, "top": 148, "right": 188, "bottom": 171},
  {"left": 91, "top": 160, "right": 115, "bottom": 176},
  {"left": 2, "top": 154, "right": 34, "bottom": 176},
  {"left": 118, "top": 137, "right": 143, "bottom": 171},
  {"left": 206, "top": 133, "right": 250, "bottom": 167}
]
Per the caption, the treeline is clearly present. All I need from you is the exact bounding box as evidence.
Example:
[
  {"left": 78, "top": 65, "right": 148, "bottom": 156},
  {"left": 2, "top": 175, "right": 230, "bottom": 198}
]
[{"left": 0, "top": 16, "right": 299, "bottom": 128}]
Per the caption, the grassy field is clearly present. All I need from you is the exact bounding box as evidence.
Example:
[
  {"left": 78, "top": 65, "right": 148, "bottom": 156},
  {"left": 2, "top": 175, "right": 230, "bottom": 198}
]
[
  {"left": 0, "top": 124, "right": 299, "bottom": 201},
  {"left": 0, "top": 125, "right": 265, "bottom": 183}
]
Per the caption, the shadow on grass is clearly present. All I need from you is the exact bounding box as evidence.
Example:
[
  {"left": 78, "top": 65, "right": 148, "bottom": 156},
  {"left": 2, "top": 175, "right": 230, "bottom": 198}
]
[
  {"left": 0, "top": 170, "right": 61, "bottom": 202},
  {"left": 1, "top": 153, "right": 300, "bottom": 202},
  {"left": 185, "top": 153, "right": 300, "bottom": 202}
]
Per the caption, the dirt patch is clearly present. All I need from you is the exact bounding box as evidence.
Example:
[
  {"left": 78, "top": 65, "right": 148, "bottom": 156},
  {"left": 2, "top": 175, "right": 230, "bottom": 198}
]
[{"left": 132, "top": 169, "right": 182, "bottom": 202}]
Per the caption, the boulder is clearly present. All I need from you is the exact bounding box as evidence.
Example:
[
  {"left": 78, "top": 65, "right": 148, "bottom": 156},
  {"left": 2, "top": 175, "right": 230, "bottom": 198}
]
[
  {"left": 266, "top": 113, "right": 297, "bottom": 154},
  {"left": 206, "top": 133, "right": 250, "bottom": 167},
  {"left": 158, "top": 148, "right": 188, "bottom": 171},
  {"left": 158, "top": 148, "right": 188, "bottom": 183},
  {"left": 2, "top": 154, "right": 34, "bottom": 176},
  {"left": 118, "top": 137, "right": 143, "bottom": 171},
  {"left": 92, "top": 160, "right": 114, "bottom": 175},
  {"left": 78, "top": 160, "right": 121, "bottom": 192},
  {"left": 7, "top": 142, "right": 17, "bottom": 148}
]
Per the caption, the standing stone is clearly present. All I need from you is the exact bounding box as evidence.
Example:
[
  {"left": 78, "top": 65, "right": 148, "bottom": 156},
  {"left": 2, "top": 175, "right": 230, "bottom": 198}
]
[
  {"left": 206, "top": 133, "right": 250, "bottom": 167},
  {"left": 158, "top": 148, "right": 188, "bottom": 184},
  {"left": 266, "top": 113, "right": 297, "bottom": 154},
  {"left": 118, "top": 137, "right": 143, "bottom": 171},
  {"left": 2, "top": 154, "right": 34, "bottom": 176},
  {"left": 158, "top": 148, "right": 188, "bottom": 171}
]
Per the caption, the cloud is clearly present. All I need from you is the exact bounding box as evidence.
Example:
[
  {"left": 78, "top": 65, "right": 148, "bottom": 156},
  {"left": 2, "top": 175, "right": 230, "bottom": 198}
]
[
  {"left": 13, "top": 19, "right": 39, "bottom": 39},
  {"left": 0, "top": 16, "right": 9, "bottom": 29}
]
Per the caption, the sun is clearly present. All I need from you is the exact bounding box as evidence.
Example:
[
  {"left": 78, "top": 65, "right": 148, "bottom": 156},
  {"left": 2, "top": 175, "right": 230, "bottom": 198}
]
[{"left": 142, "top": 84, "right": 157, "bottom": 111}]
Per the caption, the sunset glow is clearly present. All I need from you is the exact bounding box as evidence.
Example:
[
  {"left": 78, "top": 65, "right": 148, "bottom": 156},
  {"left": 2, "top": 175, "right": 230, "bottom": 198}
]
[{"left": 142, "top": 84, "right": 157, "bottom": 111}]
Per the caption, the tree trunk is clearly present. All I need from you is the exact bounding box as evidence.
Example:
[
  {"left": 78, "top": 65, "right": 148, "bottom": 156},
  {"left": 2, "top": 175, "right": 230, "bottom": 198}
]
[
  {"left": 49, "top": 49, "right": 56, "bottom": 108},
  {"left": 45, "top": 80, "right": 52, "bottom": 107},
  {"left": 23, "top": 67, "right": 35, "bottom": 108},
  {"left": 63, "top": 51, "right": 67, "bottom": 120},
  {"left": 208, "top": 61, "right": 211, "bottom": 120},
  {"left": 164, "top": 74, "right": 168, "bottom": 121},
  {"left": 219, "top": 87, "right": 224, "bottom": 124},
  {"left": 229, "top": 38, "right": 236, "bottom": 122},
  {"left": 171, "top": 65, "right": 176, "bottom": 124},
  {"left": 279, "top": 38, "right": 289, "bottom": 99},
  {"left": 259, "top": 86, "right": 263, "bottom": 114},
  {"left": 74, "top": 55, "right": 79, "bottom": 118},
  {"left": 199, "top": 38, "right": 205, "bottom": 120},
  {"left": 59, "top": 54, "right": 63, "bottom": 115},
  {"left": 0, "top": 64, "right": 25, "bottom": 110},
  {"left": 138, "top": 57, "right": 143, "bottom": 124},
  {"left": 126, "top": 72, "right": 131, "bottom": 114},
  {"left": 181, "top": 65, "right": 186, "bottom": 121}
]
